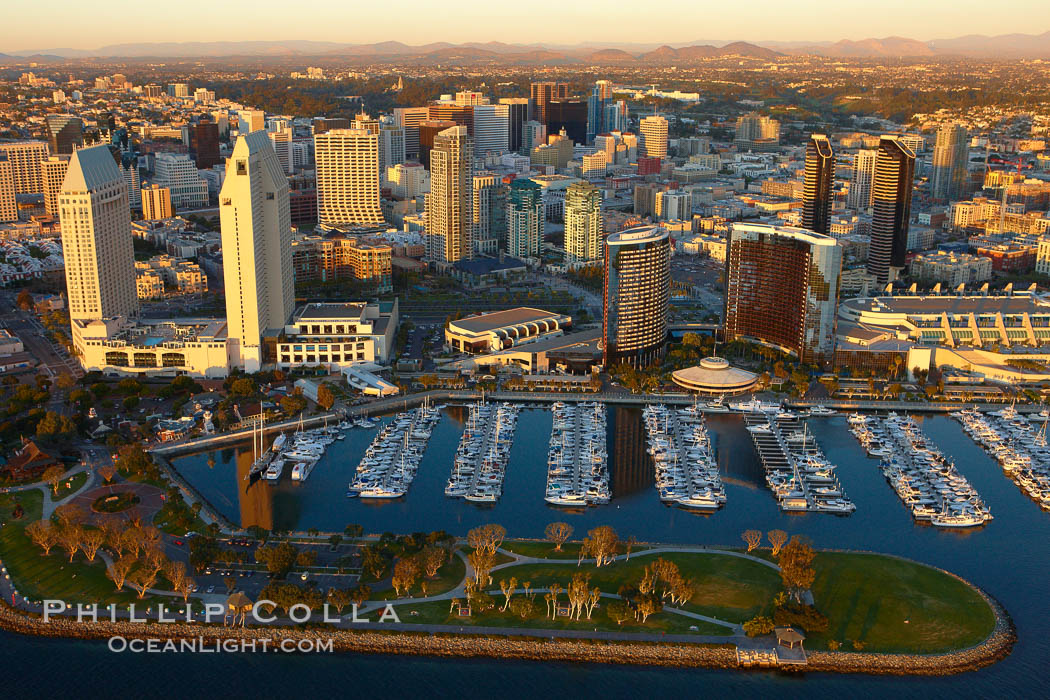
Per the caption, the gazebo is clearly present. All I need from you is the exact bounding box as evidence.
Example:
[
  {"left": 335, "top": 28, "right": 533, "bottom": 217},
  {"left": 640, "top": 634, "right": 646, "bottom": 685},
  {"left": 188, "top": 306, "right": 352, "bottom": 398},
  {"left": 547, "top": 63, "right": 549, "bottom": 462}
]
[
  {"left": 225, "top": 591, "right": 254, "bottom": 627},
  {"left": 775, "top": 626, "right": 806, "bottom": 649}
]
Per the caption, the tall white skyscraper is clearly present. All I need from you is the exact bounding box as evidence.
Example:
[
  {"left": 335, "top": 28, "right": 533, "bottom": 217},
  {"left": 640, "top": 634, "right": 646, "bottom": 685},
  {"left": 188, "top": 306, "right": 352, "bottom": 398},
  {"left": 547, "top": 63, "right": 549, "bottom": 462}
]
[
  {"left": 472, "top": 104, "right": 510, "bottom": 156},
  {"left": 639, "top": 116, "right": 669, "bottom": 160},
  {"left": 848, "top": 149, "right": 878, "bottom": 211},
  {"left": 564, "top": 181, "right": 603, "bottom": 264},
  {"left": 59, "top": 145, "right": 138, "bottom": 321},
  {"left": 220, "top": 132, "right": 295, "bottom": 372},
  {"left": 931, "top": 123, "right": 969, "bottom": 202},
  {"left": 378, "top": 118, "right": 406, "bottom": 178},
  {"left": 0, "top": 140, "right": 49, "bottom": 194},
  {"left": 425, "top": 126, "right": 473, "bottom": 263},
  {"left": 0, "top": 153, "right": 17, "bottom": 222},
  {"left": 314, "top": 128, "right": 385, "bottom": 231}
]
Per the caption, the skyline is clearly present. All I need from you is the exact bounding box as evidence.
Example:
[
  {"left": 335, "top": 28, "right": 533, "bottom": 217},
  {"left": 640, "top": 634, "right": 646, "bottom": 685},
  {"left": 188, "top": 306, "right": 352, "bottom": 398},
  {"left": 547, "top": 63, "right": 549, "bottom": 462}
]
[{"left": 2, "top": 0, "right": 1049, "bottom": 53}]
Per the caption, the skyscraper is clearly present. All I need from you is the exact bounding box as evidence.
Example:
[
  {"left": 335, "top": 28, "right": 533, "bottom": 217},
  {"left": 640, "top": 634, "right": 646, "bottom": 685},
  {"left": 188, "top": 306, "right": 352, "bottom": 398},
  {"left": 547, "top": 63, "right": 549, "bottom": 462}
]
[
  {"left": 472, "top": 173, "right": 507, "bottom": 256},
  {"left": 530, "top": 82, "right": 568, "bottom": 125},
  {"left": 153, "top": 153, "right": 209, "bottom": 209},
  {"left": 564, "top": 182, "right": 603, "bottom": 264},
  {"left": 545, "top": 100, "right": 587, "bottom": 145},
  {"left": 314, "top": 128, "right": 385, "bottom": 231},
  {"left": 0, "top": 154, "right": 17, "bottom": 222},
  {"left": 587, "top": 81, "right": 614, "bottom": 144},
  {"left": 638, "top": 116, "right": 669, "bottom": 160},
  {"left": 931, "top": 123, "right": 969, "bottom": 202},
  {"left": 425, "top": 126, "right": 473, "bottom": 263},
  {"left": 220, "top": 132, "right": 295, "bottom": 372},
  {"left": 848, "top": 149, "right": 877, "bottom": 211},
  {"left": 802, "top": 134, "right": 834, "bottom": 234},
  {"left": 46, "top": 115, "right": 84, "bottom": 155},
  {"left": 603, "top": 225, "right": 670, "bottom": 368},
  {"left": 734, "top": 113, "right": 780, "bottom": 151},
  {"left": 472, "top": 104, "right": 510, "bottom": 156},
  {"left": 507, "top": 178, "right": 543, "bottom": 260},
  {"left": 723, "top": 223, "right": 841, "bottom": 364},
  {"left": 499, "top": 98, "right": 530, "bottom": 154},
  {"left": 40, "top": 155, "right": 70, "bottom": 218},
  {"left": 0, "top": 141, "right": 49, "bottom": 193},
  {"left": 190, "top": 121, "right": 221, "bottom": 169},
  {"left": 867, "top": 136, "right": 916, "bottom": 285},
  {"left": 59, "top": 144, "right": 138, "bottom": 321},
  {"left": 378, "top": 117, "right": 406, "bottom": 176},
  {"left": 141, "top": 184, "right": 173, "bottom": 220},
  {"left": 521, "top": 121, "right": 547, "bottom": 155},
  {"left": 392, "top": 107, "right": 429, "bottom": 160},
  {"left": 418, "top": 120, "right": 458, "bottom": 169}
]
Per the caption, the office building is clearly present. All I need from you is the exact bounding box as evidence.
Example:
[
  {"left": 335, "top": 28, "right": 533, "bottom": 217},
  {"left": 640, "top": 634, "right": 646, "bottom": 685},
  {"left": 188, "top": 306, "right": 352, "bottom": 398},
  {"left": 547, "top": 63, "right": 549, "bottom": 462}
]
[
  {"left": 378, "top": 118, "right": 406, "bottom": 175},
  {"left": 802, "top": 134, "right": 834, "bottom": 234},
  {"left": 418, "top": 119, "right": 457, "bottom": 169},
  {"left": 41, "top": 155, "right": 70, "bottom": 217},
  {"left": 848, "top": 149, "right": 877, "bottom": 210},
  {"left": 564, "top": 182, "right": 603, "bottom": 264},
  {"left": 521, "top": 121, "right": 547, "bottom": 155},
  {"left": 141, "top": 184, "right": 173, "bottom": 220},
  {"left": 314, "top": 128, "right": 385, "bottom": 231},
  {"left": 194, "top": 88, "right": 215, "bottom": 104},
  {"left": 931, "top": 123, "right": 969, "bottom": 202},
  {"left": 425, "top": 126, "right": 473, "bottom": 263},
  {"left": 392, "top": 107, "right": 428, "bottom": 159},
  {"left": 656, "top": 190, "right": 691, "bottom": 221},
  {"left": 387, "top": 162, "right": 429, "bottom": 200},
  {"left": 190, "top": 121, "right": 221, "bottom": 169},
  {"left": 0, "top": 141, "right": 48, "bottom": 193},
  {"left": 153, "top": 153, "right": 209, "bottom": 210},
  {"left": 276, "top": 300, "right": 398, "bottom": 370},
  {"left": 602, "top": 225, "right": 670, "bottom": 367},
  {"left": 472, "top": 104, "right": 510, "bottom": 156},
  {"left": 723, "top": 222, "right": 842, "bottom": 363},
  {"left": 312, "top": 117, "right": 351, "bottom": 135},
  {"left": 531, "top": 81, "right": 569, "bottom": 125},
  {"left": 639, "top": 116, "right": 669, "bottom": 159},
  {"left": 290, "top": 236, "right": 393, "bottom": 292},
  {"left": 499, "top": 98, "right": 530, "bottom": 153},
  {"left": 0, "top": 154, "right": 16, "bottom": 222},
  {"left": 220, "top": 132, "right": 295, "bottom": 372},
  {"left": 428, "top": 104, "right": 473, "bottom": 134},
  {"left": 507, "top": 178, "right": 543, "bottom": 260},
  {"left": 545, "top": 100, "right": 587, "bottom": 145},
  {"left": 867, "top": 136, "right": 916, "bottom": 285},
  {"left": 59, "top": 145, "right": 137, "bottom": 321},
  {"left": 238, "top": 110, "right": 266, "bottom": 133},
  {"left": 472, "top": 174, "right": 507, "bottom": 256},
  {"left": 46, "top": 115, "right": 83, "bottom": 155}
]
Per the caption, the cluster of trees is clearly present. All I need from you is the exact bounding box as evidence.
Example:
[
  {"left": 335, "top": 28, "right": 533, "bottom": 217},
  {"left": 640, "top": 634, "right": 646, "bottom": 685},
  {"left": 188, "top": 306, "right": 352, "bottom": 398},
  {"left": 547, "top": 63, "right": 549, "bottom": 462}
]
[
  {"left": 741, "top": 529, "right": 788, "bottom": 555},
  {"left": 565, "top": 266, "right": 603, "bottom": 293},
  {"left": 663, "top": 333, "right": 718, "bottom": 372},
  {"left": 256, "top": 581, "right": 373, "bottom": 617},
  {"left": 114, "top": 443, "right": 161, "bottom": 482},
  {"left": 359, "top": 530, "right": 457, "bottom": 584},
  {"left": 608, "top": 363, "right": 664, "bottom": 394},
  {"left": 415, "top": 375, "right": 468, "bottom": 390},
  {"left": 255, "top": 542, "right": 316, "bottom": 577},
  {"left": 25, "top": 506, "right": 193, "bottom": 601}
]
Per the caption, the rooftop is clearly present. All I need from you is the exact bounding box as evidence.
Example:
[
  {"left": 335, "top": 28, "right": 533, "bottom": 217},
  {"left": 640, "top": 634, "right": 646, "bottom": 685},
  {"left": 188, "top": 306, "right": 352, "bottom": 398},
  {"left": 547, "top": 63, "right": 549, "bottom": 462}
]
[
  {"left": 841, "top": 294, "right": 1050, "bottom": 317},
  {"left": 295, "top": 302, "right": 367, "bottom": 321},
  {"left": 451, "top": 307, "right": 568, "bottom": 334}
]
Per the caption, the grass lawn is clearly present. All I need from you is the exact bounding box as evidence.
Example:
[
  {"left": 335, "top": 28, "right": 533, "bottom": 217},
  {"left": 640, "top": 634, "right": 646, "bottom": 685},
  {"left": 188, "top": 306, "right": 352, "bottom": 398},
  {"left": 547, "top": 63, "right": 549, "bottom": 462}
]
[
  {"left": 501, "top": 540, "right": 650, "bottom": 561},
  {"left": 377, "top": 550, "right": 466, "bottom": 600},
  {"left": 388, "top": 598, "right": 732, "bottom": 636},
  {"left": 809, "top": 552, "right": 997, "bottom": 653},
  {"left": 489, "top": 551, "right": 782, "bottom": 624},
  {"left": 58, "top": 471, "right": 88, "bottom": 497}
]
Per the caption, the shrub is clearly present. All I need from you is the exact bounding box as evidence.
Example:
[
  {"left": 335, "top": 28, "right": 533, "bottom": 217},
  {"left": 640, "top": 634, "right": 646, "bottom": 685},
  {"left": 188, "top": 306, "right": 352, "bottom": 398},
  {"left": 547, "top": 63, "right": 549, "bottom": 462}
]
[
  {"left": 742, "top": 615, "right": 775, "bottom": 637},
  {"left": 773, "top": 604, "right": 829, "bottom": 633}
]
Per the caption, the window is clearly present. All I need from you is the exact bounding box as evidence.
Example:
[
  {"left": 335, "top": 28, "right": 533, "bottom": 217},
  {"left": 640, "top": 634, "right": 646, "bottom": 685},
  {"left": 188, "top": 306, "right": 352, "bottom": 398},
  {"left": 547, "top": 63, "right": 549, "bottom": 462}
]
[
  {"left": 266, "top": 192, "right": 274, "bottom": 200},
  {"left": 236, "top": 160, "right": 247, "bottom": 175}
]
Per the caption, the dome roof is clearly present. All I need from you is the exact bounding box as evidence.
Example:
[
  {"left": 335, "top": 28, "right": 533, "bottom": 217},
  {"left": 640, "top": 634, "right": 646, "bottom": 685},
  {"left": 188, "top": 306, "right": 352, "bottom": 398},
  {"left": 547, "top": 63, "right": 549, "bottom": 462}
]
[{"left": 672, "top": 357, "right": 758, "bottom": 394}]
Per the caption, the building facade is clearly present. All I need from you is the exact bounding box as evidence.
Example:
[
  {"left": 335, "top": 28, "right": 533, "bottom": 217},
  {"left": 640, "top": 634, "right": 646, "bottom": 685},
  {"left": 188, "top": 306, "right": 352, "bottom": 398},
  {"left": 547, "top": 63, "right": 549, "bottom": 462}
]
[
  {"left": 802, "top": 134, "right": 834, "bottom": 234},
  {"left": 867, "top": 136, "right": 916, "bottom": 285},
  {"left": 507, "top": 178, "right": 543, "bottom": 260},
  {"left": 314, "top": 129, "right": 385, "bottom": 231},
  {"left": 564, "top": 181, "right": 603, "bottom": 264},
  {"left": 425, "top": 126, "right": 474, "bottom": 263},
  {"left": 602, "top": 225, "right": 670, "bottom": 367}
]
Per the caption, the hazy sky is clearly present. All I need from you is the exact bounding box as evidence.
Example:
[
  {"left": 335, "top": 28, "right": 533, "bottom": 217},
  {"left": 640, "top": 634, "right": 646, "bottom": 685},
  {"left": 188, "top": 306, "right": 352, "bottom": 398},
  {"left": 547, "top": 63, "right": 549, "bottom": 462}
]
[{"left": 2, "top": 0, "right": 1047, "bottom": 51}]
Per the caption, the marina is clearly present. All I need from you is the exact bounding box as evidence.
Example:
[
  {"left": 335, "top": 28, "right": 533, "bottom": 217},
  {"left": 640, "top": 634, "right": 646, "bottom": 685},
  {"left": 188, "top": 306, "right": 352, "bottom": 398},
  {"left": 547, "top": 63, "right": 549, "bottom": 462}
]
[
  {"left": 544, "top": 401, "right": 610, "bottom": 506},
  {"left": 744, "top": 411, "right": 854, "bottom": 514},
  {"left": 849, "top": 412, "right": 992, "bottom": 527},
  {"left": 349, "top": 400, "right": 442, "bottom": 499},
  {"left": 953, "top": 405, "right": 1050, "bottom": 510},
  {"left": 445, "top": 401, "right": 521, "bottom": 503},
  {"left": 642, "top": 403, "right": 726, "bottom": 510}
]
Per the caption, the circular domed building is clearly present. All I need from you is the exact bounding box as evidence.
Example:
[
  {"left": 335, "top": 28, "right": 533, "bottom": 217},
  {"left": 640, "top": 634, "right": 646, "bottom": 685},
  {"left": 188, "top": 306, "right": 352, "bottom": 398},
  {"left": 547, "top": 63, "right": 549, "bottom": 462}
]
[{"left": 671, "top": 357, "right": 758, "bottom": 395}]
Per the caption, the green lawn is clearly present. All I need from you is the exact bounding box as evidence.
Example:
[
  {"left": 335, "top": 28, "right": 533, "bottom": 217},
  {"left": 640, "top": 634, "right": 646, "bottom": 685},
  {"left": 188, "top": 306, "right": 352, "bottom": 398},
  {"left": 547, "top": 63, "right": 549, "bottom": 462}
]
[
  {"left": 58, "top": 471, "right": 88, "bottom": 497},
  {"left": 377, "top": 549, "right": 466, "bottom": 600},
  {"left": 490, "top": 551, "right": 782, "bottom": 624},
  {"left": 389, "top": 598, "right": 732, "bottom": 636},
  {"left": 501, "top": 540, "right": 650, "bottom": 561},
  {"left": 809, "top": 552, "right": 997, "bottom": 653}
]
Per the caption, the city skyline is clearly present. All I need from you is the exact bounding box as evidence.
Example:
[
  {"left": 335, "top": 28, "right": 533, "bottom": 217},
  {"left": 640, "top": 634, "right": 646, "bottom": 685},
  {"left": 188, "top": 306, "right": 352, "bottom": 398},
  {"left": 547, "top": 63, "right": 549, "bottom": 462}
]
[{"left": 2, "top": 2, "right": 1048, "bottom": 53}]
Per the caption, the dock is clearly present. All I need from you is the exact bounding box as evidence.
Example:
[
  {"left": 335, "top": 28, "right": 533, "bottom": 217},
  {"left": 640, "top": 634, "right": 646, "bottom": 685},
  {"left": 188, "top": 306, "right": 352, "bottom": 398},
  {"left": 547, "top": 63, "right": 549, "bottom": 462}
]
[{"left": 545, "top": 401, "right": 609, "bottom": 506}]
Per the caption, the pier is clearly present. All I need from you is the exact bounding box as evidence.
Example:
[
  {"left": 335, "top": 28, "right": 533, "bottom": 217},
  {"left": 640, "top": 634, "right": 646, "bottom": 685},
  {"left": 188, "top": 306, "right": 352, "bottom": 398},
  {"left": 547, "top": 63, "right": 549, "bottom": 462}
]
[
  {"left": 642, "top": 404, "right": 726, "bottom": 510},
  {"left": 545, "top": 402, "right": 609, "bottom": 507},
  {"left": 446, "top": 402, "right": 520, "bottom": 503},
  {"left": 954, "top": 406, "right": 1050, "bottom": 511}
]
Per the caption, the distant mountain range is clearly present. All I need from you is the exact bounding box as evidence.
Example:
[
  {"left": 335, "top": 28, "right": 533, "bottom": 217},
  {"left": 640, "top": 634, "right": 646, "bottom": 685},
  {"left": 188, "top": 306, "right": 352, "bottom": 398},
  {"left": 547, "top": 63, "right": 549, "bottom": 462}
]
[{"left": 4, "top": 31, "right": 1050, "bottom": 61}]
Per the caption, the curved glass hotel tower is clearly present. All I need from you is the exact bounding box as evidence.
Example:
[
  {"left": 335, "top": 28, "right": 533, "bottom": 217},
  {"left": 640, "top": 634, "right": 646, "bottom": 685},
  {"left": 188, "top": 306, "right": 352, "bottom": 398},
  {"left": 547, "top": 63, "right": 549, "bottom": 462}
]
[{"left": 602, "top": 225, "right": 670, "bottom": 368}]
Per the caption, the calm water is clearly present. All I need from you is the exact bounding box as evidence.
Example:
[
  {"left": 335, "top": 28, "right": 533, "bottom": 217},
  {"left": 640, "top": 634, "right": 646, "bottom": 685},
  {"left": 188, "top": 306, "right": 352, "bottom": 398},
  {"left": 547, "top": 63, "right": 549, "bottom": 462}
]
[{"left": 7, "top": 409, "right": 1050, "bottom": 698}]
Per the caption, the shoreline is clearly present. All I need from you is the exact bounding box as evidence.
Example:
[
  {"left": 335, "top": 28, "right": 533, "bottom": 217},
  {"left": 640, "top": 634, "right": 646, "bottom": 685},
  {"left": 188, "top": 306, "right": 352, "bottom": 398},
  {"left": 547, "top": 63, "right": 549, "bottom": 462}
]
[{"left": 0, "top": 587, "right": 1015, "bottom": 676}]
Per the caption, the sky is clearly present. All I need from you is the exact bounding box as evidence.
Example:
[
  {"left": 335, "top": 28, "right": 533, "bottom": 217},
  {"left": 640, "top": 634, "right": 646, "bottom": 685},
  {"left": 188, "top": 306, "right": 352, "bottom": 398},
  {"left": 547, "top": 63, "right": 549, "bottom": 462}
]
[{"left": 1, "top": 0, "right": 1048, "bottom": 51}]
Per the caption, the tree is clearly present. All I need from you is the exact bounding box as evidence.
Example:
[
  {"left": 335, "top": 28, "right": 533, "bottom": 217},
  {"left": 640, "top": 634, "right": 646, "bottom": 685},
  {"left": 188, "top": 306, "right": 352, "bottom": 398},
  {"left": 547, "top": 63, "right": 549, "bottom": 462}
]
[
  {"left": 344, "top": 524, "right": 364, "bottom": 538},
  {"left": 742, "top": 529, "right": 762, "bottom": 552},
  {"left": 467, "top": 549, "right": 494, "bottom": 586},
  {"left": 327, "top": 588, "right": 351, "bottom": 614},
  {"left": 42, "top": 466, "right": 65, "bottom": 495},
  {"left": 58, "top": 525, "right": 83, "bottom": 562},
  {"left": 166, "top": 561, "right": 188, "bottom": 593},
  {"left": 25, "top": 520, "right": 58, "bottom": 555},
  {"left": 80, "top": 528, "right": 105, "bottom": 562},
  {"left": 328, "top": 534, "right": 343, "bottom": 548},
  {"left": 129, "top": 566, "right": 159, "bottom": 599},
  {"left": 508, "top": 597, "right": 535, "bottom": 620},
  {"left": 317, "top": 383, "right": 336, "bottom": 410},
  {"left": 582, "top": 526, "right": 619, "bottom": 567},
  {"left": 176, "top": 576, "right": 195, "bottom": 603},
  {"left": 98, "top": 464, "right": 118, "bottom": 484},
  {"left": 624, "top": 536, "right": 637, "bottom": 561},
  {"left": 420, "top": 546, "right": 446, "bottom": 578},
  {"left": 106, "top": 556, "right": 136, "bottom": 591},
  {"left": 223, "top": 575, "right": 237, "bottom": 593},
  {"left": 16, "top": 289, "right": 33, "bottom": 310},
  {"left": 768, "top": 530, "right": 788, "bottom": 556},
  {"left": 255, "top": 542, "right": 299, "bottom": 577},
  {"left": 742, "top": 615, "right": 775, "bottom": 637},
  {"left": 229, "top": 378, "right": 255, "bottom": 397},
  {"left": 467, "top": 524, "right": 506, "bottom": 555},
  {"left": 498, "top": 577, "right": 518, "bottom": 612},
  {"left": 635, "top": 595, "right": 661, "bottom": 623},
  {"left": 350, "top": 584, "right": 372, "bottom": 608},
  {"left": 544, "top": 522, "right": 573, "bottom": 551},
  {"left": 391, "top": 558, "right": 419, "bottom": 596},
  {"left": 779, "top": 537, "right": 817, "bottom": 603},
  {"left": 606, "top": 599, "right": 632, "bottom": 625}
]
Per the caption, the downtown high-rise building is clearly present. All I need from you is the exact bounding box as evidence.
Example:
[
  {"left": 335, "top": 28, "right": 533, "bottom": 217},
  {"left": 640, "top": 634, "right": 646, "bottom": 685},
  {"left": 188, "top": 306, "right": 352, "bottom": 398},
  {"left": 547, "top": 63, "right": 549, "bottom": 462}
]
[
  {"left": 564, "top": 181, "right": 603, "bottom": 264},
  {"left": 141, "top": 184, "right": 173, "bottom": 220},
  {"left": 40, "top": 155, "right": 70, "bottom": 218},
  {"left": 931, "top": 123, "right": 969, "bottom": 202},
  {"left": 46, "top": 115, "right": 84, "bottom": 155},
  {"left": 0, "top": 154, "right": 16, "bottom": 222},
  {"left": 603, "top": 225, "right": 670, "bottom": 368},
  {"left": 393, "top": 107, "right": 429, "bottom": 160},
  {"left": 0, "top": 140, "right": 49, "bottom": 193},
  {"left": 848, "top": 149, "right": 878, "bottom": 211},
  {"left": 507, "top": 178, "right": 543, "bottom": 260},
  {"left": 425, "top": 126, "right": 474, "bottom": 263},
  {"left": 189, "top": 121, "right": 221, "bottom": 169},
  {"left": 153, "top": 153, "right": 209, "bottom": 209},
  {"left": 723, "top": 222, "right": 841, "bottom": 364},
  {"left": 378, "top": 117, "right": 406, "bottom": 176},
  {"left": 418, "top": 120, "right": 458, "bottom": 169},
  {"left": 638, "top": 116, "right": 669, "bottom": 160},
  {"left": 499, "top": 98, "right": 530, "bottom": 154},
  {"left": 530, "top": 81, "right": 569, "bottom": 126},
  {"left": 59, "top": 144, "right": 138, "bottom": 321},
  {"left": 314, "top": 128, "right": 385, "bottom": 231},
  {"left": 802, "top": 134, "right": 834, "bottom": 234},
  {"left": 220, "top": 132, "right": 295, "bottom": 372},
  {"left": 734, "top": 113, "right": 780, "bottom": 151},
  {"left": 545, "top": 100, "right": 587, "bottom": 145},
  {"left": 472, "top": 173, "right": 507, "bottom": 257},
  {"left": 867, "top": 135, "right": 916, "bottom": 285},
  {"left": 472, "top": 104, "right": 510, "bottom": 156},
  {"left": 521, "top": 121, "right": 547, "bottom": 155}
]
